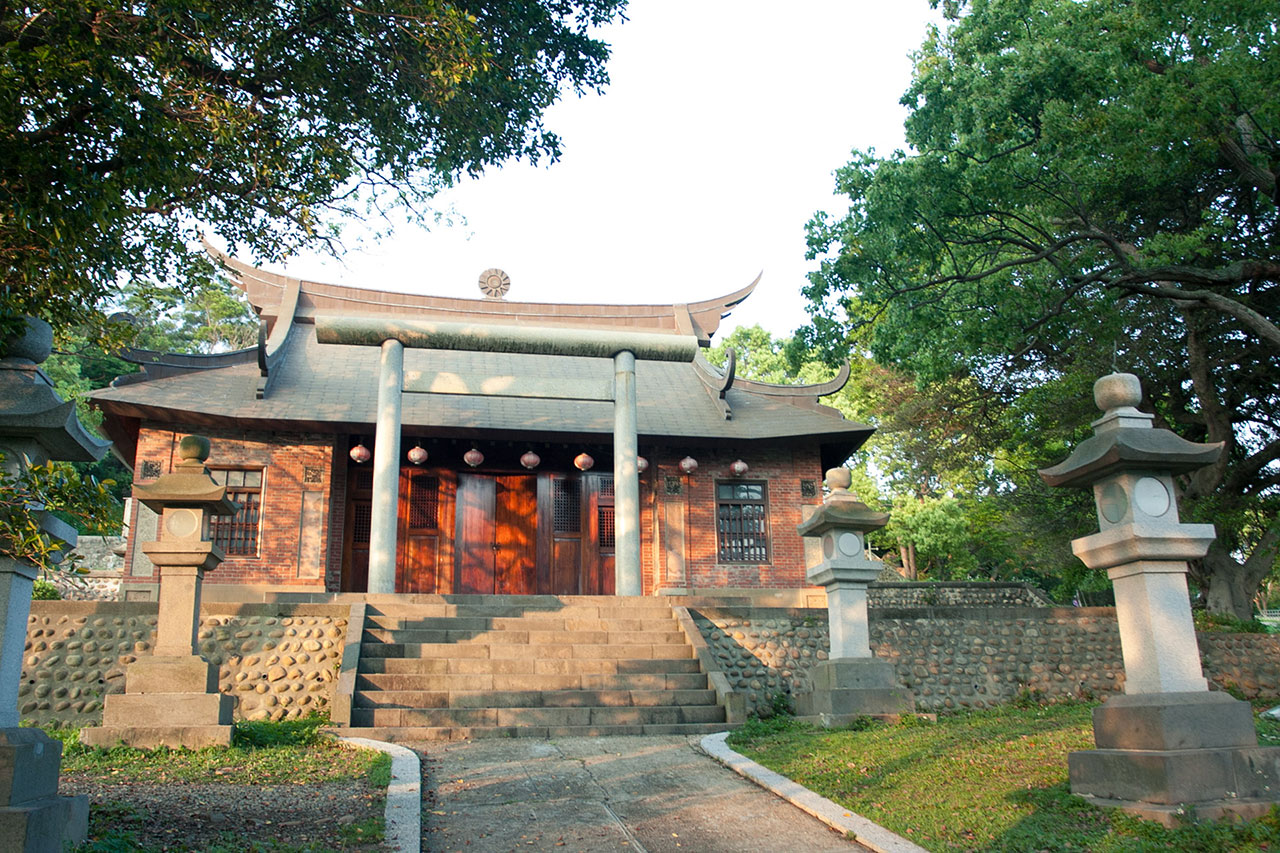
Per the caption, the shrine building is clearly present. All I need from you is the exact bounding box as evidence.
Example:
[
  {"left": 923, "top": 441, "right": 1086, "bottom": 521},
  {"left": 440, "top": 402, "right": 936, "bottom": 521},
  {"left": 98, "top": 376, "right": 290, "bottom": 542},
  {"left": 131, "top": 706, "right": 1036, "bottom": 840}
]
[{"left": 90, "top": 254, "right": 871, "bottom": 601}]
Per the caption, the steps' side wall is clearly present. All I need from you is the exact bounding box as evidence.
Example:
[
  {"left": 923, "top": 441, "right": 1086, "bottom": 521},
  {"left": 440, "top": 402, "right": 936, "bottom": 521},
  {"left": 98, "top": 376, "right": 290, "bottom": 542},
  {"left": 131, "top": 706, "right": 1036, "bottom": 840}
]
[
  {"left": 21, "top": 602, "right": 354, "bottom": 728},
  {"left": 692, "top": 606, "right": 1280, "bottom": 716}
]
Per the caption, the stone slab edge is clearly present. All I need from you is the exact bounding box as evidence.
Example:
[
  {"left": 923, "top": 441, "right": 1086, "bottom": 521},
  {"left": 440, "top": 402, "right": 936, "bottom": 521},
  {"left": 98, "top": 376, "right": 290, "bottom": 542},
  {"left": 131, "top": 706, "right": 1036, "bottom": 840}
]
[
  {"left": 672, "top": 606, "right": 744, "bottom": 723},
  {"left": 332, "top": 602, "right": 367, "bottom": 726},
  {"left": 340, "top": 737, "right": 420, "bottom": 853},
  {"left": 699, "top": 731, "right": 927, "bottom": 853}
]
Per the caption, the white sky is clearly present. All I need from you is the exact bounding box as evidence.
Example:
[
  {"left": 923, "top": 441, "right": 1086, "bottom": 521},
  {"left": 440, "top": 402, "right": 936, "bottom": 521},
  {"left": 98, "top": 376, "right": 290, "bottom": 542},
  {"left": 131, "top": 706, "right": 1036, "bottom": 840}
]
[{"left": 266, "top": 1, "right": 941, "bottom": 339}]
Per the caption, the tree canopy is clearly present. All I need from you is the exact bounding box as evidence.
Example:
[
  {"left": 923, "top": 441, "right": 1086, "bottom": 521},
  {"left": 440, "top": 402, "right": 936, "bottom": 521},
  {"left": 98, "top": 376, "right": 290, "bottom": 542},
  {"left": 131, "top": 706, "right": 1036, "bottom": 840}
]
[
  {"left": 1, "top": 0, "right": 626, "bottom": 346},
  {"left": 803, "top": 0, "right": 1279, "bottom": 616}
]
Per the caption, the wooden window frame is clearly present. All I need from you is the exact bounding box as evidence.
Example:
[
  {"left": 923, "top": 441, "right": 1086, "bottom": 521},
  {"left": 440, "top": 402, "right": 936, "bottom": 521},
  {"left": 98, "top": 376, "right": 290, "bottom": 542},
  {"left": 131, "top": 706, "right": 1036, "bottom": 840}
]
[
  {"left": 208, "top": 467, "right": 264, "bottom": 558},
  {"left": 715, "top": 479, "right": 771, "bottom": 564}
]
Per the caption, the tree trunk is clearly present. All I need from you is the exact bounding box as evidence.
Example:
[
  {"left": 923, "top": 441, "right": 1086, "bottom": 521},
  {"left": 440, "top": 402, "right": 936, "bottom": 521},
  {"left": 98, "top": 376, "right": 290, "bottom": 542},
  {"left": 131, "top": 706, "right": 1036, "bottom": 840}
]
[
  {"left": 899, "top": 544, "right": 917, "bottom": 580},
  {"left": 1203, "top": 517, "right": 1280, "bottom": 619}
]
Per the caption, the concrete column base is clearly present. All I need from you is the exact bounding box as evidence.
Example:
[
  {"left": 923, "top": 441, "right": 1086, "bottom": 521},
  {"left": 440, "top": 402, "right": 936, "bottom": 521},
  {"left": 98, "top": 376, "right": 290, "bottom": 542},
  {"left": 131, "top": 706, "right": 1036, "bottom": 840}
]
[
  {"left": 794, "top": 659, "right": 916, "bottom": 726},
  {"left": 0, "top": 728, "right": 88, "bottom": 853},
  {"left": 83, "top": 692, "right": 235, "bottom": 749},
  {"left": 1070, "top": 691, "right": 1280, "bottom": 824}
]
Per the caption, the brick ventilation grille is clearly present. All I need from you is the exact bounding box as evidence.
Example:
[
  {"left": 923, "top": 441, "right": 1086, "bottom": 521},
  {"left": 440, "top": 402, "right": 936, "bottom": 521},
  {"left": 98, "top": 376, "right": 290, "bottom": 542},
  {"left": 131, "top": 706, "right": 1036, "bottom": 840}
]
[
  {"left": 407, "top": 473, "right": 439, "bottom": 529},
  {"left": 303, "top": 466, "right": 323, "bottom": 484},
  {"left": 664, "top": 475, "right": 682, "bottom": 496},
  {"left": 717, "top": 503, "right": 768, "bottom": 563},
  {"left": 800, "top": 479, "right": 818, "bottom": 498},
  {"left": 598, "top": 504, "right": 615, "bottom": 549},
  {"left": 140, "top": 460, "right": 162, "bottom": 480},
  {"left": 553, "top": 478, "right": 581, "bottom": 533}
]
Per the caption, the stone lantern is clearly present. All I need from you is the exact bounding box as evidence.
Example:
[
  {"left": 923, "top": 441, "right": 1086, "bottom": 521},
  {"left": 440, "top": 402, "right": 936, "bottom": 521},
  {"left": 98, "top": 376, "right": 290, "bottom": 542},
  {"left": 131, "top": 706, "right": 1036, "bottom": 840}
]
[
  {"left": 0, "top": 317, "right": 108, "bottom": 852},
  {"left": 82, "top": 435, "right": 238, "bottom": 749},
  {"left": 1041, "top": 372, "right": 1280, "bottom": 822},
  {"left": 794, "top": 468, "right": 914, "bottom": 724}
]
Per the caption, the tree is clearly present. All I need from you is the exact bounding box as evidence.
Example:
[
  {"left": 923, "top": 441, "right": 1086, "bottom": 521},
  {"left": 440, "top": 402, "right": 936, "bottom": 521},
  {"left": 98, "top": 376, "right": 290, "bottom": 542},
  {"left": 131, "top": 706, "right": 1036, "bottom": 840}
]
[
  {"left": 0, "top": 0, "right": 626, "bottom": 347},
  {"left": 804, "top": 0, "right": 1280, "bottom": 617}
]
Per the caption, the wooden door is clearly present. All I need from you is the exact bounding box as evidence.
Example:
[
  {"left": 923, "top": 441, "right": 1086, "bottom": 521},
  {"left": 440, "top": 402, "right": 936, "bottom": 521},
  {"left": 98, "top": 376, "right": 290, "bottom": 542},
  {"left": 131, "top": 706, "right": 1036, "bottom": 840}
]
[
  {"left": 494, "top": 475, "right": 537, "bottom": 595},
  {"left": 396, "top": 469, "right": 455, "bottom": 594},
  {"left": 341, "top": 467, "right": 374, "bottom": 592},
  {"left": 454, "top": 474, "right": 538, "bottom": 594}
]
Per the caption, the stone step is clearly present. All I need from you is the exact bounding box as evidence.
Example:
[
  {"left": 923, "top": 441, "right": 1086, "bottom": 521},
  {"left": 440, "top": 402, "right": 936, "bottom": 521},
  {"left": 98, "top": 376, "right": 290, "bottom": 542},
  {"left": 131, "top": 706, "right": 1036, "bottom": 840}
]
[
  {"left": 357, "top": 671, "right": 710, "bottom": 692},
  {"left": 329, "top": 721, "right": 732, "bottom": 742},
  {"left": 350, "top": 703, "right": 726, "bottom": 729},
  {"left": 361, "top": 641, "right": 694, "bottom": 661},
  {"left": 353, "top": 688, "right": 717, "bottom": 709},
  {"left": 363, "top": 614, "right": 680, "bottom": 634},
  {"left": 359, "top": 655, "right": 701, "bottom": 676},
  {"left": 361, "top": 627, "right": 687, "bottom": 646},
  {"left": 366, "top": 596, "right": 677, "bottom": 621}
]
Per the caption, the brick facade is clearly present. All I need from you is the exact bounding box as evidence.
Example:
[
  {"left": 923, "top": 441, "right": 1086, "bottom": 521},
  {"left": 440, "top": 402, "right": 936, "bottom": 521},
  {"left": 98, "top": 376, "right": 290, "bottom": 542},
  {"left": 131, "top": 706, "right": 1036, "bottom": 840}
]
[
  {"left": 124, "top": 424, "right": 336, "bottom": 595},
  {"left": 123, "top": 426, "right": 826, "bottom": 597}
]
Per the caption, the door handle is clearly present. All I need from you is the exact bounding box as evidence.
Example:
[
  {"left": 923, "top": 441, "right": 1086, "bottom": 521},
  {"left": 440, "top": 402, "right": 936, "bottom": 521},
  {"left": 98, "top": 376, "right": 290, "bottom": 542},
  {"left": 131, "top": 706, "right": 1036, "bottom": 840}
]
[{"left": 491, "top": 543, "right": 500, "bottom": 552}]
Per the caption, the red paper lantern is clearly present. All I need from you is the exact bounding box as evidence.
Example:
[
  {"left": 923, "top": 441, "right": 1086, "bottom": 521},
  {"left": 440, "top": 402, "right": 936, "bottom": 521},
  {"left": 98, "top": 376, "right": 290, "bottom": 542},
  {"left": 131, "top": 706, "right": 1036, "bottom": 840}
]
[
  {"left": 679, "top": 456, "right": 698, "bottom": 474},
  {"left": 464, "top": 448, "right": 485, "bottom": 467},
  {"left": 574, "top": 452, "right": 595, "bottom": 471},
  {"left": 636, "top": 456, "right": 649, "bottom": 473},
  {"left": 520, "top": 450, "right": 541, "bottom": 470},
  {"left": 349, "top": 442, "right": 371, "bottom": 463},
  {"left": 407, "top": 444, "right": 429, "bottom": 465},
  {"left": 729, "top": 459, "right": 749, "bottom": 477}
]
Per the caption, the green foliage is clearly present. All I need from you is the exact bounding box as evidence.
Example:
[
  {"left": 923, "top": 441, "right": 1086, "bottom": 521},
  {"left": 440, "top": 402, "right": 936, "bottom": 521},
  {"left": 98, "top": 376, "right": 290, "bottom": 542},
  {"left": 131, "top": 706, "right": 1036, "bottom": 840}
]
[
  {"left": 30, "top": 577, "right": 60, "bottom": 599},
  {"left": 805, "top": 0, "right": 1280, "bottom": 616},
  {"left": 1193, "top": 610, "right": 1272, "bottom": 635},
  {"left": 232, "top": 712, "right": 332, "bottom": 748},
  {"left": 726, "top": 713, "right": 811, "bottom": 748},
  {"left": 0, "top": 454, "right": 118, "bottom": 573},
  {"left": 0, "top": 1, "right": 627, "bottom": 348}
]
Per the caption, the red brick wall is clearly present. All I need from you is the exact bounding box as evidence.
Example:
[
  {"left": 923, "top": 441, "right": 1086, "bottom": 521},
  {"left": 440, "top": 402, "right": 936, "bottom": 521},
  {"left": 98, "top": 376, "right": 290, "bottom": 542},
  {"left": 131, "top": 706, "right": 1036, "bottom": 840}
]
[
  {"left": 123, "top": 424, "right": 336, "bottom": 592},
  {"left": 641, "top": 445, "right": 825, "bottom": 593}
]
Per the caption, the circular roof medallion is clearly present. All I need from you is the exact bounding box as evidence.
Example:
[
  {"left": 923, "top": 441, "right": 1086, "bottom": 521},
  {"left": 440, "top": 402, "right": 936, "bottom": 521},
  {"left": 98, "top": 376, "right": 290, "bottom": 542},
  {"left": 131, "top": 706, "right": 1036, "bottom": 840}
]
[{"left": 479, "top": 268, "right": 511, "bottom": 300}]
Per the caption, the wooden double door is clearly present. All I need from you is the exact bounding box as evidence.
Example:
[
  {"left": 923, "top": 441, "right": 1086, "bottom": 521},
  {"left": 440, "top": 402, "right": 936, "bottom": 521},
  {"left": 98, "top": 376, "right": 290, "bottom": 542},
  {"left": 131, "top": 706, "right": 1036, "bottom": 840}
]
[{"left": 343, "top": 466, "right": 615, "bottom": 595}]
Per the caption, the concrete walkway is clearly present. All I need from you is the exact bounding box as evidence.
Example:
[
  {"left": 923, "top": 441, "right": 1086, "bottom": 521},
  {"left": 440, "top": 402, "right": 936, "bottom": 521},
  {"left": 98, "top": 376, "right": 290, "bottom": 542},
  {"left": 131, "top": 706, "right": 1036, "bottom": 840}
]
[{"left": 411, "top": 734, "right": 873, "bottom": 853}]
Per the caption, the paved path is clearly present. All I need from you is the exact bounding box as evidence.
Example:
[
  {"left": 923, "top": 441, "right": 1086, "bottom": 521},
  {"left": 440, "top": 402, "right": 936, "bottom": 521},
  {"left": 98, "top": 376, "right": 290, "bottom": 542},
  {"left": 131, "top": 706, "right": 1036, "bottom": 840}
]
[{"left": 411, "top": 735, "right": 871, "bottom": 853}]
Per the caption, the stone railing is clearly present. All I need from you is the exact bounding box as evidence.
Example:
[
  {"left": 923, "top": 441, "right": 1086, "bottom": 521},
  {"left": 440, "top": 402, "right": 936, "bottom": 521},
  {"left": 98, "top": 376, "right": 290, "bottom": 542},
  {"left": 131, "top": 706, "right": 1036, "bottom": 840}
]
[
  {"left": 22, "top": 602, "right": 353, "bottom": 728},
  {"left": 690, "top": 605, "right": 1280, "bottom": 717}
]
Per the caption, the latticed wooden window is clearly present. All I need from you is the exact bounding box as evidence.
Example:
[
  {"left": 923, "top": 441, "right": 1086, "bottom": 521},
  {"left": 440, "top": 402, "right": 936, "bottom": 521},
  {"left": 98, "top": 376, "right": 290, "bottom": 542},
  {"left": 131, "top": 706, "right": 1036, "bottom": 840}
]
[
  {"left": 598, "top": 505, "right": 615, "bottom": 549},
  {"left": 553, "top": 477, "right": 581, "bottom": 534},
  {"left": 407, "top": 473, "right": 439, "bottom": 530},
  {"left": 209, "top": 468, "right": 263, "bottom": 556},
  {"left": 716, "top": 481, "right": 770, "bottom": 563}
]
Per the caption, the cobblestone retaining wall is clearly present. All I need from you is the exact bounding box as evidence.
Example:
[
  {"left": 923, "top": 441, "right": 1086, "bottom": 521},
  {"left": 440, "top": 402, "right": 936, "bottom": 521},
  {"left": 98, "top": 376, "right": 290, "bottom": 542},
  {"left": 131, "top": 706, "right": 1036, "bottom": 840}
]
[
  {"left": 692, "top": 606, "right": 1280, "bottom": 716},
  {"left": 22, "top": 602, "right": 351, "bottom": 728}
]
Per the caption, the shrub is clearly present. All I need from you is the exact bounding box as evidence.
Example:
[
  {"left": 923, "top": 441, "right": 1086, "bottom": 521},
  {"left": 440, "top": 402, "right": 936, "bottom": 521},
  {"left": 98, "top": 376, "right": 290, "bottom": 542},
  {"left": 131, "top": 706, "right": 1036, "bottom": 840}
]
[
  {"left": 31, "top": 578, "right": 60, "bottom": 600},
  {"left": 232, "top": 712, "right": 331, "bottom": 748}
]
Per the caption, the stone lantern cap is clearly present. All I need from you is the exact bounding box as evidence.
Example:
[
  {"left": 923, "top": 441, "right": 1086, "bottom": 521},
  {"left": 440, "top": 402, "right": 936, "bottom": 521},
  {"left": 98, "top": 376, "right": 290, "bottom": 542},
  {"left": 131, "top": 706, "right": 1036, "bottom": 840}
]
[
  {"left": 0, "top": 317, "right": 109, "bottom": 463},
  {"left": 134, "top": 435, "right": 238, "bottom": 515},
  {"left": 796, "top": 467, "right": 889, "bottom": 538},
  {"left": 1039, "top": 373, "right": 1221, "bottom": 489}
]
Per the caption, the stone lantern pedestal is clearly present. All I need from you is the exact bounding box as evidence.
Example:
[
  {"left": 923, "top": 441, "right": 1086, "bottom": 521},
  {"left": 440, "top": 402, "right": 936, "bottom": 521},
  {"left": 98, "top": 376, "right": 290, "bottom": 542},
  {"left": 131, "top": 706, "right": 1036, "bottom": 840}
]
[
  {"left": 794, "top": 469, "right": 914, "bottom": 725},
  {"left": 1042, "top": 373, "right": 1280, "bottom": 823},
  {"left": 82, "top": 435, "right": 238, "bottom": 749},
  {"left": 0, "top": 317, "right": 108, "bottom": 852}
]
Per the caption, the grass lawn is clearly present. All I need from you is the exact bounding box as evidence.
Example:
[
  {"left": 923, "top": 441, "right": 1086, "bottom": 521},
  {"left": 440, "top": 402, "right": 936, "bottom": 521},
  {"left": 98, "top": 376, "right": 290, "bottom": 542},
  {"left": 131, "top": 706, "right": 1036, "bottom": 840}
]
[
  {"left": 728, "top": 699, "right": 1280, "bottom": 852},
  {"left": 46, "top": 716, "right": 393, "bottom": 852}
]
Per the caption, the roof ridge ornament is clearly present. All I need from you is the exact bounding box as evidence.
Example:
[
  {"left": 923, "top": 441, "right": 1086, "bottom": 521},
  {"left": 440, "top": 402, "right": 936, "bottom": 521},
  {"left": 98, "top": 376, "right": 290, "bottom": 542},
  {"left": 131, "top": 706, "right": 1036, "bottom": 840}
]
[{"left": 478, "top": 268, "right": 510, "bottom": 300}]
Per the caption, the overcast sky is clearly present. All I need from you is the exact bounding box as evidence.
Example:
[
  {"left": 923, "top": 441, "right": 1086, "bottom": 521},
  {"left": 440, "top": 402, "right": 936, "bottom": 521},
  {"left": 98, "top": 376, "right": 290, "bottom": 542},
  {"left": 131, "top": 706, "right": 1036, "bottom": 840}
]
[{"left": 267, "top": 2, "right": 941, "bottom": 339}]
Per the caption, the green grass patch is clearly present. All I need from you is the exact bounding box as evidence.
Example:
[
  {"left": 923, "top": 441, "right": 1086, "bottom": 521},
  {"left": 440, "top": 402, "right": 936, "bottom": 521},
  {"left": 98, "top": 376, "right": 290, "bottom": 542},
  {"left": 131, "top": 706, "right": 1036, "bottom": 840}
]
[
  {"left": 730, "top": 701, "right": 1280, "bottom": 852},
  {"left": 48, "top": 718, "right": 384, "bottom": 785}
]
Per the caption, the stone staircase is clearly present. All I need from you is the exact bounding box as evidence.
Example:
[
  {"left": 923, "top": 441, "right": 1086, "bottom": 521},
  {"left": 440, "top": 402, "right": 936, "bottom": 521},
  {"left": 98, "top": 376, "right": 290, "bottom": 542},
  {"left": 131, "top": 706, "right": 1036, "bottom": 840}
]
[{"left": 344, "top": 595, "right": 729, "bottom": 741}]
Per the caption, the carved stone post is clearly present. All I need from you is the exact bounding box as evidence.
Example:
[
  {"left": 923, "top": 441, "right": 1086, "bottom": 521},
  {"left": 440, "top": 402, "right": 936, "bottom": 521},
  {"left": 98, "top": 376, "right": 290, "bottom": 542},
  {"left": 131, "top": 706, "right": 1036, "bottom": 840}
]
[
  {"left": 0, "top": 317, "right": 107, "bottom": 852},
  {"left": 794, "top": 468, "right": 914, "bottom": 724},
  {"left": 1041, "top": 372, "right": 1280, "bottom": 823},
  {"left": 82, "top": 435, "right": 238, "bottom": 749}
]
